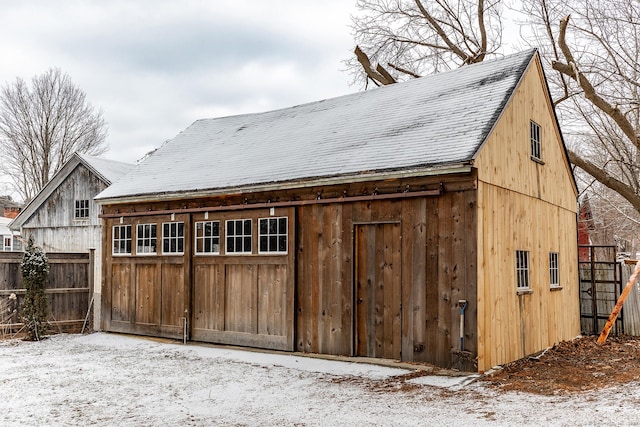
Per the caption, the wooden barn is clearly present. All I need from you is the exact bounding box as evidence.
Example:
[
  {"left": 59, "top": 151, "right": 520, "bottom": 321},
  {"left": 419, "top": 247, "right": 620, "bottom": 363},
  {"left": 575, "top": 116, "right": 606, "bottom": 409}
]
[
  {"left": 96, "top": 49, "right": 579, "bottom": 371},
  {"left": 10, "top": 153, "right": 134, "bottom": 327}
]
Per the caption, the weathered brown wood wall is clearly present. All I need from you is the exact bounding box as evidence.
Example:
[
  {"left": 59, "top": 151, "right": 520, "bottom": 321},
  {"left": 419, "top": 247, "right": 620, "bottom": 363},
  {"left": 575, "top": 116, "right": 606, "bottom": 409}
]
[
  {"left": 102, "top": 213, "right": 190, "bottom": 339},
  {"left": 100, "top": 173, "right": 477, "bottom": 368},
  {"left": 0, "top": 251, "right": 91, "bottom": 333},
  {"left": 190, "top": 208, "right": 294, "bottom": 351},
  {"left": 102, "top": 208, "right": 294, "bottom": 350},
  {"left": 296, "top": 188, "right": 478, "bottom": 367}
]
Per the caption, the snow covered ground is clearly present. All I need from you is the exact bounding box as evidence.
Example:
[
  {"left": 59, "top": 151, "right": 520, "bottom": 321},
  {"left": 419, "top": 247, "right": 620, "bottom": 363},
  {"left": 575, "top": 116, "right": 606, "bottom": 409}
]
[{"left": 1, "top": 333, "right": 639, "bottom": 426}]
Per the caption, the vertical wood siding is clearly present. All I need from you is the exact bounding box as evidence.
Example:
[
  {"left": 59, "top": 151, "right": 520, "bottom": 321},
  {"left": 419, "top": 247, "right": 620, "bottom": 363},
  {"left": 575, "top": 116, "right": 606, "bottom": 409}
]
[
  {"left": 103, "top": 208, "right": 295, "bottom": 350},
  {"left": 102, "top": 213, "right": 190, "bottom": 339},
  {"left": 19, "top": 163, "right": 109, "bottom": 331},
  {"left": 296, "top": 193, "right": 477, "bottom": 367},
  {"left": 474, "top": 58, "right": 579, "bottom": 371}
]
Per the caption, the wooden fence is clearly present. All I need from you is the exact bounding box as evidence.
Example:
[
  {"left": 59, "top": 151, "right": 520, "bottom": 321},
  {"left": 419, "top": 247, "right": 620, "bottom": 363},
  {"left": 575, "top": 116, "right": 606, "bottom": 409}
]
[
  {"left": 0, "top": 251, "right": 93, "bottom": 336},
  {"left": 622, "top": 260, "right": 640, "bottom": 336}
]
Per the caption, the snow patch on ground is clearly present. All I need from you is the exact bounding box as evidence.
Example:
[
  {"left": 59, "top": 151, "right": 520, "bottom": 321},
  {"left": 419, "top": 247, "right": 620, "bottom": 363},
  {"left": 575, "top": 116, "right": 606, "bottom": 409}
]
[{"left": 1, "top": 333, "right": 639, "bottom": 426}]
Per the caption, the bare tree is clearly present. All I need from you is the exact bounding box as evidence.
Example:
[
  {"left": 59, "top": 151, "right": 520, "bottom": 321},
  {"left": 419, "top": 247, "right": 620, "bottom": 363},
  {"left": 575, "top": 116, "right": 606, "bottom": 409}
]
[
  {"left": 351, "top": 0, "right": 640, "bottom": 228},
  {"left": 521, "top": 0, "right": 640, "bottom": 215},
  {"left": 348, "top": 0, "right": 505, "bottom": 87},
  {"left": 0, "top": 68, "right": 108, "bottom": 201}
]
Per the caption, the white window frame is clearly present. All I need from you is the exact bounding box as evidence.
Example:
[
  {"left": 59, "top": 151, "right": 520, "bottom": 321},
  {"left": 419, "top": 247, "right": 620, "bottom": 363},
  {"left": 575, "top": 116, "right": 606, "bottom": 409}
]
[
  {"left": 516, "top": 250, "right": 530, "bottom": 291},
  {"left": 530, "top": 120, "right": 541, "bottom": 161},
  {"left": 195, "top": 221, "right": 220, "bottom": 255},
  {"left": 549, "top": 252, "right": 560, "bottom": 288},
  {"left": 136, "top": 223, "right": 157, "bottom": 255},
  {"left": 225, "top": 219, "right": 252, "bottom": 254},
  {"left": 258, "top": 217, "right": 288, "bottom": 254},
  {"left": 3, "top": 236, "right": 12, "bottom": 251},
  {"left": 75, "top": 199, "right": 90, "bottom": 219},
  {"left": 112, "top": 225, "right": 132, "bottom": 256},
  {"left": 162, "top": 222, "right": 185, "bottom": 255}
]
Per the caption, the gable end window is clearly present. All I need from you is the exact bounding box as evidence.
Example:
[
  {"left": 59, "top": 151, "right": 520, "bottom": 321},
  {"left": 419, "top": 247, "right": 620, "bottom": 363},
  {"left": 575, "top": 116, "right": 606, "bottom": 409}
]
[
  {"left": 195, "top": 221, "right": 220, "bottom": 254},
  {"left": 75, "top": 199, "right": 90, "bottom": 219},
  {"left": 137, "top": 224, "right": 157, "bottom": 255},
  {"left": 549, "top": 252, "right": 560, "bottom": 288},
  {"left": 530, "top": 120, "right": 541, "bottom": 161},
  {"left": 258, "top": 217, "right": 288, "bottom": 254},
  {"left": 163, "top": 222, "right": 185, "bottom": 254},
  {"left": 226, "top": 219, "right": 252, "bottom": 254},
  {"left": 516, "top": 250, "right": 530, "bottom": 290},
  {"left": 112, "top": 225, "right": 132, "bottom": 255}
]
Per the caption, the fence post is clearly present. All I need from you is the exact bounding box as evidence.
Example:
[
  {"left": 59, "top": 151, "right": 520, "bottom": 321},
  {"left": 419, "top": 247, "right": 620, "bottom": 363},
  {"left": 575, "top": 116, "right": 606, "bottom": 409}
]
[
  {"left": 84, "top": 248, "right": 96, "bottom": 333},
  {"left": 88, "top": 249, "right": 95, "bottom": 297}
]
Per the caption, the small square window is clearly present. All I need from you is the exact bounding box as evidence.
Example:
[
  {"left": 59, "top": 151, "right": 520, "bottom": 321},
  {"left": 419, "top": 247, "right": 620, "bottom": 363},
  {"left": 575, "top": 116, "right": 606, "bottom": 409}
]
[
  {"left": 516, "top": 250, "right": 530, "bottom": 290},
  {"left": 136, "top": 224, "right": 157, "bottom": 255},
  {"left": 530, "top": 121, "right": 541, "bottom": 161},
  {"left": 258, "top": 217, "right": 288, "bottom": 254},
  {"left": 195, "top": 221, "right": 220, "bottom": 254},
  {"left": 549, "top": 252, "right": 560, "bottom": 288},
  {"left": 162, "top": 222, "right": 184, "bottom": 255},
  {"left": 75, "top": 199, "right": 90, "bottom": 219},
  {"left": 226, "top": 219, "right": 252, "bottom": 254},
  {"left": 112, "top": 225, "right": 132, "bottom": 255}
]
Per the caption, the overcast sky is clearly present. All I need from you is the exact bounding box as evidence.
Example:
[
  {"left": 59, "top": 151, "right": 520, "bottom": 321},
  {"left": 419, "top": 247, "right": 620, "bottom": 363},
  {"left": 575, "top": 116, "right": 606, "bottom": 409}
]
[{"left": 0, "top": 1, "right": 358, "bottom": 165}]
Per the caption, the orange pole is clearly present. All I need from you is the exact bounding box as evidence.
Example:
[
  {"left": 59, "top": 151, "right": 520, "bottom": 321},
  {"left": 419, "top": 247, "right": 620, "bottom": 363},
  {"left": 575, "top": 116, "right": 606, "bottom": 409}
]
[{"left": 597, "top": 260, "right": 640, "bottom": 344}]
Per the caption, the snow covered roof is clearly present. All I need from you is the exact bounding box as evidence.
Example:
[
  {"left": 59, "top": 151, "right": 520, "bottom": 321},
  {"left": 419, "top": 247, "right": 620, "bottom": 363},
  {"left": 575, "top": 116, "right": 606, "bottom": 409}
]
[
  {"left": 10, "top": 153, "right": 135, "bottom": 230},
  {"left": 97, "top": 49, "right": 537, "bottom": 202},
  {"left": 77, "top": 153, "right": 136, "bottom": 184}
]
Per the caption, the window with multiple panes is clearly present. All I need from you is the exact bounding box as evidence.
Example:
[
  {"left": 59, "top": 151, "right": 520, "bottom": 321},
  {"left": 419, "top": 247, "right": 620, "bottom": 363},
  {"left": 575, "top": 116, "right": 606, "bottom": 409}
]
[
  {"left": 3, "top": 237, "right": 11, "bottom": 251},
  {"left": 516, "top": 250, "right": 530, "bottom": 290},
  {"left": 112, "top": 225, "right": 132, "bottom": 255},
  {"left": 226, "top": 219, "right": 252, "bottom": 254},
  {"left": 195, "top": 221, "right": 220, "bottom": 254},
  {"left": 549, "top": 252, "right": 559, "bottom": 288},
  {"left": 530, "top": 120, "right": 541, "bottom": 160},
  {"left": 136, "top": 224, "right": 157, "bottom": 254},
  {"left": 258, "top": 217, "right": 288, "bottom": 254},
  {"left": 75, "top": 199, "right": 90, "bottom": 219},
  {"left": 162, "top": 222, "right": 184, "bottom": 254}
]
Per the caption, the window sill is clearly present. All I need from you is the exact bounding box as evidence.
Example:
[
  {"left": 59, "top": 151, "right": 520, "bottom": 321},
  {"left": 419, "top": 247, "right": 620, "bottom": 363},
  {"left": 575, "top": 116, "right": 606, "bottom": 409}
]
[
  {"left": 517, "top": 288, "right": 533, "bottom": 295},
  {"left": 531, "top": 156, "right": 545, "bottom": 165},
  {"left": 550, "top": 286, "right": 563, "bottom": 291}
]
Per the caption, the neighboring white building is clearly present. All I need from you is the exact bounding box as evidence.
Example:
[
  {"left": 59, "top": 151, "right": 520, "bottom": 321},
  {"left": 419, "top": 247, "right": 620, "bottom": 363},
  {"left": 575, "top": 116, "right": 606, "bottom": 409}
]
[
  {"left": 9, "top": 152, "right": 135, "bottom": 328},
  {"left": 0, "top": 217, "right": 20, "bottom": 251}
]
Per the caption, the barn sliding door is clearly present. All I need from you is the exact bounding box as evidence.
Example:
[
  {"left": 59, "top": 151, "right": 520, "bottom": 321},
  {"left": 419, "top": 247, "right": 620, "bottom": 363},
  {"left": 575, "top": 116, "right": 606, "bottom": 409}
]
[{"left": 354, "top": 223, "right": 402, "bottom": 359}]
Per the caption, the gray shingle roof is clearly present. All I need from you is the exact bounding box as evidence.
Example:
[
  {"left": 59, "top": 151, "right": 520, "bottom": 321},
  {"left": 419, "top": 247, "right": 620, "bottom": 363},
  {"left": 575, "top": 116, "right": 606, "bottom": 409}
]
[
  {"left": 77, "top": 153, "right": 136, "bottom": 184},
  {"left": 97, "top": 49, "right": 536, "bottom": 201}
]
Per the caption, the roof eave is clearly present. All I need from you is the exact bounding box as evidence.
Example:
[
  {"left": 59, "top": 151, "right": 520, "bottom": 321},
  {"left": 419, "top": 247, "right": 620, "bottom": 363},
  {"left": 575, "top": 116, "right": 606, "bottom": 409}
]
[{"left": 95, "top": 163, "right": 474, "bottom": 206}]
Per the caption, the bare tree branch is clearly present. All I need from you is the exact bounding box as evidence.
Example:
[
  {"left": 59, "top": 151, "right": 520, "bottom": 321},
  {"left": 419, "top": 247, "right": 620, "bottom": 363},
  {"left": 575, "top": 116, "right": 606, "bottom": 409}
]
[
  {"left": 568, "top": 149, "right": 640, "bottom": 213},
  {"left": 354, "top": 45, "right": 394, "bottom": 86},
  {"left": 552, "top": 15, "right": 640, "bottom": 149},
  {"left": 348, "top": 0, "right": 503, "bottom": 86},
  {"left": 0, "top": 68, "right": 108, "bottom": 201}
]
